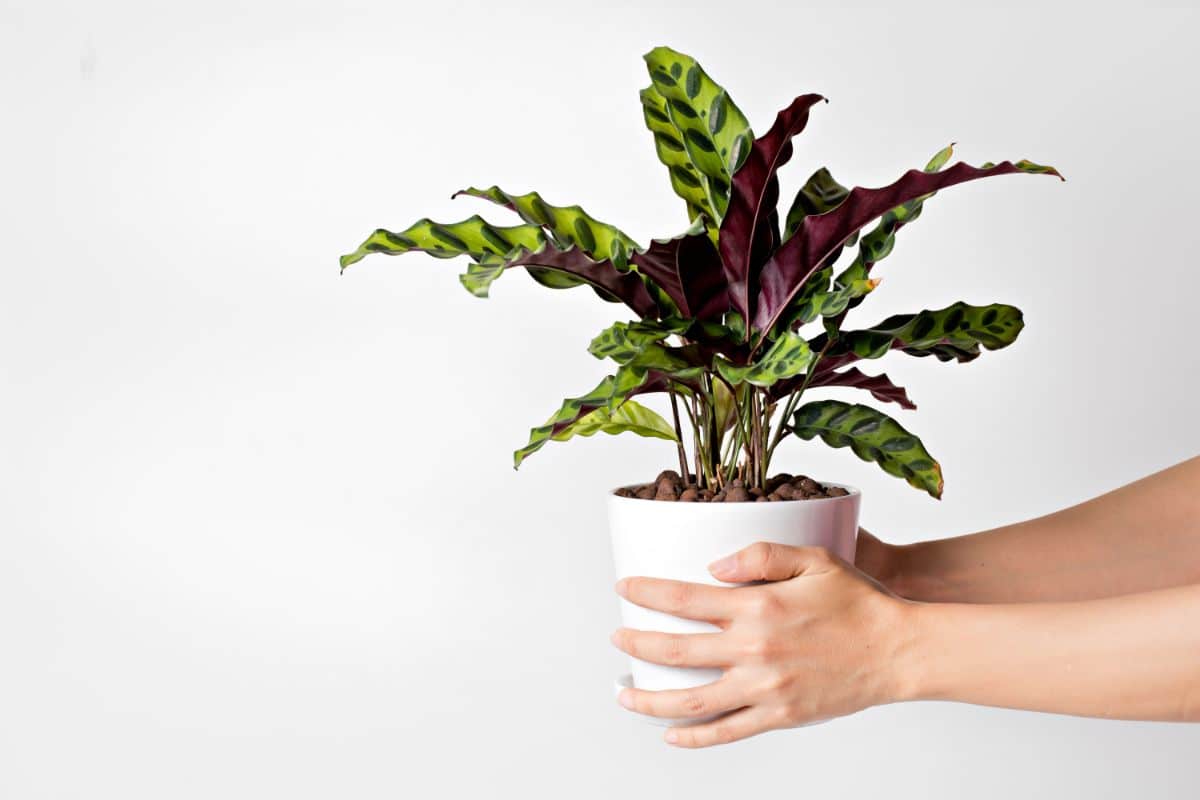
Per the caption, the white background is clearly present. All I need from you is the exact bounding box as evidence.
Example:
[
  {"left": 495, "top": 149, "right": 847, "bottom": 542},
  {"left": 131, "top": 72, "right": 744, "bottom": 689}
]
[{"left": 3, "top": 1, "right": 1199, "bottom": 797}]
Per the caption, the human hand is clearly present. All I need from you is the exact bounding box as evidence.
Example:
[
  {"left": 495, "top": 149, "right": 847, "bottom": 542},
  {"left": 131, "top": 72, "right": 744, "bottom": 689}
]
[{"left": 612, "top": 542, "right": 916, "bottom": 747}]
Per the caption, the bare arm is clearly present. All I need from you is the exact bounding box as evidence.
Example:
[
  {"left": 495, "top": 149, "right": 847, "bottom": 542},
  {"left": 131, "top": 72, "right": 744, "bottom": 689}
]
[
  {"left": 903, "top": 582, "right": 1200, "bottom": 720},
  {"left": 613, "top": 543, "right": 1200, "bottom": 747},
  {"left": 859, "top": 456, "right": 1200, "bottom": 603}
]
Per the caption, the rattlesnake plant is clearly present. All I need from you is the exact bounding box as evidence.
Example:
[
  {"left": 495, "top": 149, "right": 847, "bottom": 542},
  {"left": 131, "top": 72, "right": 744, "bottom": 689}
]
[{"left": 341, "top": 46, "right": 1061, "bottom": 497}]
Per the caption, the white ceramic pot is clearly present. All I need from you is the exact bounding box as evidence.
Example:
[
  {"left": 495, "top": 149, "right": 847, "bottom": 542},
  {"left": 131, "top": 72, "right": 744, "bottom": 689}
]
[{"left": 608, "top": 486, "right": 861, "bottom": 695}]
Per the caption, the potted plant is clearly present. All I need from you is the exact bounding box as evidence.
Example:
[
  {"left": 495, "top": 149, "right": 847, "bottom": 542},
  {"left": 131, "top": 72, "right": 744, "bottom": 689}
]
[{"left": 341, "top": 46, "right": 1060, "bottom": 700}]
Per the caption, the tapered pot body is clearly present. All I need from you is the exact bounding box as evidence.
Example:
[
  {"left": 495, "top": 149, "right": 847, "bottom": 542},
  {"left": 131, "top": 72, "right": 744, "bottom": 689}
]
[{"left": 608, "top": 487, "right": 861, "bottom": 692}]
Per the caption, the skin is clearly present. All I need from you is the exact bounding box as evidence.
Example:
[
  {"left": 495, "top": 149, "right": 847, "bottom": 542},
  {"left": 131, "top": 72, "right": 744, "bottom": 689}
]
[{"left": 612, "top": 455, "right": 1200, "bottom": 748}]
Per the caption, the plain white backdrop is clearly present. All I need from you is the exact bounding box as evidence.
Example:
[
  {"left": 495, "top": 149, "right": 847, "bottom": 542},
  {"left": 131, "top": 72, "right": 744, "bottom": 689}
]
[{"left": 3, "top": 1, "right": 1199, "bottom": 797}]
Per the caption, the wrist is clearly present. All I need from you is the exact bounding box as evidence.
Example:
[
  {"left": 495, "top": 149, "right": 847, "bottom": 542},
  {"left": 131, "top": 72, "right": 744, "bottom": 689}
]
[{"left": 886, "top": 598, "right": 953, "bottom": 704}]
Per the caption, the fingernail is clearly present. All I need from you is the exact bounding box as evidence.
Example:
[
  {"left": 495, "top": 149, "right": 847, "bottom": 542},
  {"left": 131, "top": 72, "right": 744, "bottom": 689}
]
[
  {"left": 708, "top": 555, "right": 736, "bottom": 577},
  {"left": 618, "top": 689, "right": 636, "bottom": 710},
  {"left": 614, "top": 578, "right": 629, "bottom": 597},
  {"left": 664, "top": 729, "right": 679, "bottom": 744}
]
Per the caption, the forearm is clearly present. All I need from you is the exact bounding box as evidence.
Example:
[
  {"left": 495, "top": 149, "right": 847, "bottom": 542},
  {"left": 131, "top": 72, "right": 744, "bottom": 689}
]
[
  {"left": 883, "top": 456, "right": 1200, "bottom": 603},
  {"left": 896, "top": 583, "right": 1200, "bottom": 721}
]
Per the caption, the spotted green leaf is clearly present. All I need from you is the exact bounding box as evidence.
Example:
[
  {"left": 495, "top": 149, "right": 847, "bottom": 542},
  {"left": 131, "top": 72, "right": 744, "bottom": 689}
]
[
  {"left": 588, "top": 318, "right": 692, "bottom": 364},
  {"left": 716, "top": 332, "right": 812, "bottom": 387},
  {"left": 832, "top": 302, "right": 1024, "bottom": 364},
  {"left": 640, "top": 87, "right": 712, "bottom": 229},
  {"left": 340, "top": 216, "right": 546, "bottom": 272},
  {"left": 552, "top": 400, "right": 678, "bottom": 445},
  {"left": 832, "top": 145, "right": 977, "bottom": 290},
  {"left": 780, "top": 277, "right": 879, "bottom": 331},
  {"left": 512, "top": 354, "right": 699, "bottom": 469},
  {"left": 452, "top": 186, "right": 641, "bottom": 268},
  {"left": 791, "top": 400, "right": 943, "bottom": 498},
  {"left": 513, "top": 372, "right": 657, "bottom": 468},
  {"left": 643, "top": 46, "right": 753, "bottom": 223},
  {"left": 784, "top": 167, "right": 851, "bottom": 240}
]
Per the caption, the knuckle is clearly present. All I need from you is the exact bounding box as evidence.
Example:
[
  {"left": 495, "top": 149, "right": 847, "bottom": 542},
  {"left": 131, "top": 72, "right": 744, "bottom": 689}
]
[
  {"left": 681, "top": 692, "right": 707, "bottom": 716},
  {"left": 742, "top": 590, "right": 782, "bottom": 620},
  {"left": 761, "top": 670, "right": 791, "bottom": 694},
  {"left": 741, "top": 636, "right": 771, "bottom": 660},
  {"left": 746, "top": 541, "right": 774, "bottom": 570},
  {"left": 662, "top": 635, "right": 688, "bottom": 666},
  {"left": 711, "top": 724, "right": 736, "bottom": 745},
  {"left": 665, "top": 582, "right": 692, "bottom": 610}
]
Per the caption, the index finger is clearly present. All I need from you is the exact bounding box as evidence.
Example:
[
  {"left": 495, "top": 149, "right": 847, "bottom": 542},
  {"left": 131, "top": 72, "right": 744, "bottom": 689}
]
[{"left": 616, "top": 576, "right": 736, "bottom": 622}]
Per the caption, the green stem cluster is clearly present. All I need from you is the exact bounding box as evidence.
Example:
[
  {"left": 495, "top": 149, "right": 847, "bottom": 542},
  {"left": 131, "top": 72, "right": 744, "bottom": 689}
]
[{"left": 671, "top": 334, "right": 832, "bottom": 492}]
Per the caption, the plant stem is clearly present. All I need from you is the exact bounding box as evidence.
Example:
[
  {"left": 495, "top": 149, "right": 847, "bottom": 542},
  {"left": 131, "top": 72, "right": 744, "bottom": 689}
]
[
  {"left": 751, "top": 389, "right": 765, "bottom": 487},
  {"left": 668, "top": 388, "right": 689, "bottom": 483},
  {"left": 680, "top": 391, "right": 705, "bottom": 488},
  {"left": 766, "top": 336, "right": 834, "bottom": 468},
  {"left": 703, "top": 374, "right": 720, "bottom": 487}
]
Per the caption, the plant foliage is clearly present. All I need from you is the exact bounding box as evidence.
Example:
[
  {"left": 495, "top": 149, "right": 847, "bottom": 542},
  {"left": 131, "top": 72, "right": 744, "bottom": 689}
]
[{"left": 341, "top": 46, "right": 1062, "bottom": 498}]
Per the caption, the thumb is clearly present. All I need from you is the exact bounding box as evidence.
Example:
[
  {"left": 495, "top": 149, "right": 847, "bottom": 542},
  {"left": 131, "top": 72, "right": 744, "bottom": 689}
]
[{"left": 708, "top": 542, "right": 832, "bottom": 583}]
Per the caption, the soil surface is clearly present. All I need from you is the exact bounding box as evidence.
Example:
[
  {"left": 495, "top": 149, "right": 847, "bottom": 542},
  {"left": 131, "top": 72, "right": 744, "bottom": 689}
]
[{"left": 614, "top": 470, "right": 849, "bottom": 503}]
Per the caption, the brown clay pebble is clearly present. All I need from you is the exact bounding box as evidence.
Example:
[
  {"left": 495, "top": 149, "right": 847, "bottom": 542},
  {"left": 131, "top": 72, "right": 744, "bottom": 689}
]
[
  {"left": 615, "top": 487, "right": 633, "bottom": 498},
  {"left": 655, "top": 469, "right": 682, "bottom": 485},
  {"left": 679, "top": 488, "right": 699, "bottom": 502},
  {"left": 749, "top": 487, "right": 764, "bottom": 498},
  {"left": 797, "top": 477, "right": 820, "bottom": 494},
  {"left": 775, "top": 483, "right": 796, "bottom": 500},
  {"left": 635, "top": 485, "right": 655, "bottom": 500},
  {"left": 767, "top": 493, "right": 782, "bottom": 502},
  {"left": 726, "top": 487, "right": 751, "bottom": 502},
  {"left": 655, "top": 482, "right": 679, "bottom": 499},
  {"left": 755, "top": 495, "right": 769, "bottom": 502},
  {"left": 729, "top": 478, "right": 744, "bottom": 489},
  {"left": 700, "top": 489, "right": 714, "bottom": 501},
  {"left": 826, "top": 486, "right": 848, "bottom": 497}
]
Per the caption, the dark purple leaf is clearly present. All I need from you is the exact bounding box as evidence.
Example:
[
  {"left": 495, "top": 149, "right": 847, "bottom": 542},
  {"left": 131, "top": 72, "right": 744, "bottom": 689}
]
[
  {"left": 504, "top": 245, "right": 660, "bottom": 319},
  {"left": 806, "top": 367, "right": 916, "bottom": 410},
  {"left": 717, "top": 94, "right": 825, "bottom": 324},
  {"left": 753, "top": 160, "right": 1063, "bottom": 333},
  {"left": 631, "top": 230, "right": 729, "bottom": 321}
]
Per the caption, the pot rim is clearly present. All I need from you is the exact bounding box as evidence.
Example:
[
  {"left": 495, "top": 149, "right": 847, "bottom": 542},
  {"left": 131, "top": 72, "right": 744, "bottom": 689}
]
[{"left": 609, "top": 481, "right": 861, "bottom": 507}]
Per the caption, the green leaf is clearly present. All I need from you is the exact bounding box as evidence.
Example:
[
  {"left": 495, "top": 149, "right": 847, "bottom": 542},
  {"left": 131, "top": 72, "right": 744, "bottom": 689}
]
[
  {"left": 452, "top": 186, "right": 641, "bottom": 268},
  {"left": 791, "top": 400, "right": 943, "bottom": 498},
  {"left": 780, "top": 276, "right": 879, "bottom": 331},
  {"left": 514, "top": 374, "right": 647, "bottom": 468},
  {"left": 716, "top": 332, "right": 813, "bottom": 387},
  {"left": 784, "top": 167, "right": 850, "bottom": 240},
  {"left": 588, "top": 318, "right": 692, "bottom": 364},
  {"left": 834, "top": 302, "right": 1024, "bottom": 363},
  {"left": 551, "top": 400, "right": 678, "bottom": 444},
  {"left": 833, "top": 144, "right": 961, "bottom": 289},
  {"left": 640, "top": 87, "right": 712, "bottom": 229},
  {"left": 712, "top": 379, "right": 739, "bottom": 435},
  {"left": 643, "top": 46, "right": 753, "bottom": 223},
  {"left": 513, "top": 366, "right": 683, "bottom": 468},
  {"left": 340, "top": 216, "right": 546, "bottom": 271}
]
